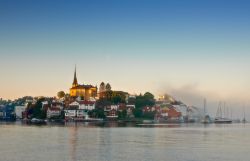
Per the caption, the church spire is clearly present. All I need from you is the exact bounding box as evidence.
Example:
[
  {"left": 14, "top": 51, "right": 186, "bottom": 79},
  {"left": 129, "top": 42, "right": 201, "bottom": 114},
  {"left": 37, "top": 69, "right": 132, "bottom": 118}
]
[{"left": 72, "top": 65, "right": 78, "bottom": 87}]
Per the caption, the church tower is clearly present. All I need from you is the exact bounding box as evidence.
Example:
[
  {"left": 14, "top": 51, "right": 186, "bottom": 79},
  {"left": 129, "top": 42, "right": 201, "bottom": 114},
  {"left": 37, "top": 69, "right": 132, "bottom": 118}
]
[
  {"left": 72, "top": 65, "right": 78, "bottom": 87},
  {"left": 69, "top": 65, "right": 97, "bottom": 100}
]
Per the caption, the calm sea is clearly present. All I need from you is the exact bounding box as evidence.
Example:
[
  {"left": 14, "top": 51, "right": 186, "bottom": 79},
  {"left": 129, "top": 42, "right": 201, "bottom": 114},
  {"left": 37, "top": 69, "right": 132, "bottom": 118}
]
[{"left": 0, "top": 122, "right": 249, "bottom": 161}]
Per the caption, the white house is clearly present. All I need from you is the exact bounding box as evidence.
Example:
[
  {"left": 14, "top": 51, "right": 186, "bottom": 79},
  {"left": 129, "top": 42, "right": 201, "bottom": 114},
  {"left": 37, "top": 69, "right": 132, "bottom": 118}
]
[
  {"left": 47, "top": 107, "right": 61, "bottom": 119},
  {"left": 126, "top": 105, "right": 135, "bottom": 118},
  {"left": 69, "top": 101, "right": 80, "bottom": 108},
  {"left": 69, "top": 101, "right": 95, "bottom": 110},
  {"left": 79, "top": 101, "right": 95, "bottom": 110},
  {"left": 76, "top": 110, "right": 89, "bottom": 118},
  {"left": 64, "top": 110, "right": 76, "bottom": 119},
  {"left": 51, "top": 101, "right": 64, "bottom": 110},
  {"left": 15, "top": 105, "right": 26, "bottom": 119}
]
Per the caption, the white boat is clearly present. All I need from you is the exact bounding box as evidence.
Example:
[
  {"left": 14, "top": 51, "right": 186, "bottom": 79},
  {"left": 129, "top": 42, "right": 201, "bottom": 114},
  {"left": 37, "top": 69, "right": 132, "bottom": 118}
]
[
  {"left": 30, "top": 118, "right": 47, "bottom": 124},
  {"left": 214, "top": 117, "right": 232, "bottom": 124},
  {"left": 214, "top": 102, "right": 232, "bottom": 124}
]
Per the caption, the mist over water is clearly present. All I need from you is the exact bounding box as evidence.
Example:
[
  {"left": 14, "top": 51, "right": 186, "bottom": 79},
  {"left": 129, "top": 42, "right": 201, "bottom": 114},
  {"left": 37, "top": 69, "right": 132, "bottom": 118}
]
[{"left": 155, "top": 83, "right": 250, "bottom": 120}]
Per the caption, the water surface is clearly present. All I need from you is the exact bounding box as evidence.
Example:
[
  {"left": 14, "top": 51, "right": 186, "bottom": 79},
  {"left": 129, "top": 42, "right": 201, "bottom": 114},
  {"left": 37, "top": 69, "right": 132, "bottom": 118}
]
[{"left": 0, "top": 122, "right": 249, "bottom": 161}]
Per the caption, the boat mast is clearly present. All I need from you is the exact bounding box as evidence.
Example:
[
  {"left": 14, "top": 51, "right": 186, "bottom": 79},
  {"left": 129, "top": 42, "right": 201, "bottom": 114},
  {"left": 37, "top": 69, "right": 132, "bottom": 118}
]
[
  {"left": 223, "top": 102, "right": 226, "bottom": 118},
  {"left": 243, "top": 106, "right": 246, "bottom": 122},
  {"left": 204, "top": 98, "right": 207, "bottom": 116},
  {"left": 230, "top": 107, "right": 232, "bottom": 120},
  {"left": 220, "top": 102, "right": 222, "bottom": 118},
  {"left": 216, "top": 102, "right": 220, "bottom": 118}
]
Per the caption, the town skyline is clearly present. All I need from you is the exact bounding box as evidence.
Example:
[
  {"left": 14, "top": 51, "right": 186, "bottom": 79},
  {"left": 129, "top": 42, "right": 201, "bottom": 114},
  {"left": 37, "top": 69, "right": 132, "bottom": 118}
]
[{"left": 1, "top": 0, "right": 250, "bottom": 114}]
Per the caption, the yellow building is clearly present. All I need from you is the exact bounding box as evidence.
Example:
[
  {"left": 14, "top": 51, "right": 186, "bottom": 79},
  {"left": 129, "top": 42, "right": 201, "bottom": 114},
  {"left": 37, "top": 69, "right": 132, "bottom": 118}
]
[{"left": 69, "top": 67, "right": 97, "bottom": 100}]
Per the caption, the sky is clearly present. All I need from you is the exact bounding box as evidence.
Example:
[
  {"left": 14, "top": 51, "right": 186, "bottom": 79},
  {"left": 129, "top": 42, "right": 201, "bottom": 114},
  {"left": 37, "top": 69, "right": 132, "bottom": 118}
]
[{"left": 0, "top": 0, "right": 250, "bottom": 117}]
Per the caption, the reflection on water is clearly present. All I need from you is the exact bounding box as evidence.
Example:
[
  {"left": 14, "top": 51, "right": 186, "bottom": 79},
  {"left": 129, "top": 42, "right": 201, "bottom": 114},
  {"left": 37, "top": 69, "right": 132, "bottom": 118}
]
[
  {"left": 0, "top": 122, "right": 250, "bottom": 161},
  {"left": 69, "top": 125, "right": 77, "bottom": 161}
]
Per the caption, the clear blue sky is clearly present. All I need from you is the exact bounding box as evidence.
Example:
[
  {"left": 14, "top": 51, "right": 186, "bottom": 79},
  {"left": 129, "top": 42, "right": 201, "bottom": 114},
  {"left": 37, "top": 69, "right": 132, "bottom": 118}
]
[{"left": 1, "top": 0, "right": 250, "bottom": 115}]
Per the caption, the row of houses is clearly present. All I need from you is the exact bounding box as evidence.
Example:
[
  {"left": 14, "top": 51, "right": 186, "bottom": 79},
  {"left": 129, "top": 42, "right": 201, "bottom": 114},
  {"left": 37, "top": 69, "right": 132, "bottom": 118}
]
[
  {"left": 142, "top": 102, "right": 203, "bottom": 122},
  {"left": 0, "top": 105, "right": 16, "bottom": 121},
  {"left": 13, "top": 99, "right": 136, "bottom": 121},
  {"left": 64, "top": 102, "right": 135, "bottom": 121},
  {"left": 11, "top": 95, "right": 203, "bottom": 122},
  {"left": 142, "top": 105, "right": 182, "bottom": 121},
  {"left": 64, "top": 101, "right": 95, "bottom": 121}
]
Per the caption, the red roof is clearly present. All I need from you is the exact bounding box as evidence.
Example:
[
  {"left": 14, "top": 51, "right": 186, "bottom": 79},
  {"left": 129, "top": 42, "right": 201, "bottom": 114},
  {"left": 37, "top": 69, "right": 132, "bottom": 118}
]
[
  {"left": 166, "top": 108, "right": 181, "bottom": 118},
  {"left": 78, "top": 100, "right": 95, "bottom": 105},
  {"left": 48, "top": 107, "right": 61, "bottom": 111},
  {"left": 118, "top": 104, "right": 127, "bottom": 110}
]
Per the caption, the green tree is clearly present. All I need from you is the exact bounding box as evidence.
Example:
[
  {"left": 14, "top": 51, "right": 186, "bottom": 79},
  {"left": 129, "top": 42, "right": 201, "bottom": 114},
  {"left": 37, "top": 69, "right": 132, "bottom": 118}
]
[
  {"left": 112, "top": 96, "right": 122, "bottom": 104},
  {"left": 90, "top": 108, "right": 106, "bottom": 118},
  {"left": 133, "top": 108, "right": 143, "bottom": 118},
  {"left": 105, "top": 91, "right": 113, "bottom": 101},
  {"left": 105, "top": 83, "right": 112, "bottom": 91},
  {"left": 133, "top": 92, "right": 155, "bottom": 118},
  {"left": 111, "top": 92, "right": 126, "bottom": 104},
  {"left": 118, "top": 109, "right": 127, "bottom": 119},
  {"left": 143, "top": 111, "right": 156, "bottom": 119},
  {"left": 57, "top": 91, "right": 65, "bottom": 99},
  {"left": 144, "top": 92, "right": 154, "bottom": 100},
  {"left": 96, "top": 98, "right": 112, "bottom": 108},
  {"left": 32, "top": 97, "right": 46, "bottom": 119},
  {"left": 128, "top": 97, "right": 136, "bottom": 105}
]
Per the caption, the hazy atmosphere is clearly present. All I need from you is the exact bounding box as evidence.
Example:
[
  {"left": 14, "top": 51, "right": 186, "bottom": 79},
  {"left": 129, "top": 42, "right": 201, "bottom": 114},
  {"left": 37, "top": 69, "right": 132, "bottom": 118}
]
[
  {"left": 1, "top": 0, "right": 250, "bottom": 117},
  {"left": 1, "top": 2, "right": 250, "bottom": 161}
]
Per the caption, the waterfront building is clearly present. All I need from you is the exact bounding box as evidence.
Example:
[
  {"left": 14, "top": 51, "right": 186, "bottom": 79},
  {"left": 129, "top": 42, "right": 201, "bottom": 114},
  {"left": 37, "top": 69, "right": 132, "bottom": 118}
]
[
  {"left": 0, "top": 105, "right": 16, "bottom": 121},
  {"left": 68, "top": 100, "right": 95, "bottom": 111},
  {"left": 153, "top": 105, "right": 182, "bottom": 122},
  {"left": 64, "top": 99, "right": 96, "bottom": 121},
  {"left": 173, "top": 104, "right": 188, "bottom": 118},
  {"left": 64, "top": 107, "right": 77, "bottom": 121},
  {"left": 51, "top": 101, "right": 64, "bottom": 110},
  {"left": 15, "top": 105, "right": 26, "bottom": 119},
  {"left": 142, "top": 106, "right": 161, "bottom": 113},
  {"left": 41, "top": 101, "right": 50, "bottom": 111},
  {"left": 126, "top": 105, "right": 135, "bottom": 118},
  {"left": 104, "top": 105, "right": 119, "bottom": 119},
  {"left": 78, "top": 101, "right": 95, "bottom": 110},
  {"left": 69, "top": 67, "right": 97, "bottom": 100},
  {"left": 76, "top": 110, "right": 89, "bottom": 120},
  {"left": 47, "top": 107, "right": 61, "bottom": 119}
]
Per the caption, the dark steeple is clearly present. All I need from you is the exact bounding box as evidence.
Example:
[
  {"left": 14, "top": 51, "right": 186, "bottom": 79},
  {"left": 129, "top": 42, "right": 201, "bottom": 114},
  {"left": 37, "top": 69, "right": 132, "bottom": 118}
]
[{"left": 72, "top": 65, "right": 78, "bottom": 87}]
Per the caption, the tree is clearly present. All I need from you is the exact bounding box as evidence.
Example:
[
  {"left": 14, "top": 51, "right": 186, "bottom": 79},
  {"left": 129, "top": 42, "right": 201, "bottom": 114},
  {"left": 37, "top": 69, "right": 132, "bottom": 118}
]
[
  {"left": 128, "top": 97, "right": 136, "bottom": 105},
  {"left": 144, "top": 92, "right": 154, "bottom": 100},
  {"left": 133, "top": 92, "right": 156, "bottom": 118},
  {"left": 112, "top": 96, "right": 122, "bottom": 104},
  {"left": 111, "top": 91, "right": 126, "bottom": 104},
  {"left": 118, "top": 109, "right": 127, "bottom": 119},
  {"left": 31, "top": 97, "right": 46, "bottom": 119},
  {"left": 105, "top": 90, "right": 113, "bottom": 101},
  {"left": 90, "top": 108, "right": 106, "bottom": 118},
  {"left": 105, "top": 83, "right": 112, "bottom": 91},
  {"left": 57, "top": 91, "right": 65, "bottom": 99},
  {"left": 99, "top": 82, "right": 106, "bottom": 92},
  {"left": 133, "top": 108, "right": 143, "bottom": 118},
  {"left": 96, "top": 98, "right": 112, "bottom": 108}
]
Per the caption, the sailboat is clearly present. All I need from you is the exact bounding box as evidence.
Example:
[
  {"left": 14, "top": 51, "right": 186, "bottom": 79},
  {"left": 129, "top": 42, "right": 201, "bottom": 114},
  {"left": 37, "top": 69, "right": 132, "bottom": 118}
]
[
  {"left": 201, "top": 98, "right": 211, "bottom": 124},
  {"left": 214, "top": 102, "right": 232, "bottom": 124},
  {"left": 242, "top": 107, "right": 247, "bottom": 123}
]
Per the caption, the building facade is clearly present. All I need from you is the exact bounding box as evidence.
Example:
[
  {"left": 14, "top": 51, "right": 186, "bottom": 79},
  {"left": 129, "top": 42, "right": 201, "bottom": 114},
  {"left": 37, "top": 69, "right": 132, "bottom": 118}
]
[{"left": 69, "top": 67, "right": 97, "bottom": 100}]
